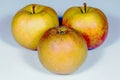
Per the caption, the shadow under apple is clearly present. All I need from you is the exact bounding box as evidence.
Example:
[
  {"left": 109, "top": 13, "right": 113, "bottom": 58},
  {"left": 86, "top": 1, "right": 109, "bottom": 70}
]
[
  {"left": 19, "top": 15, "right": 120, "bottom": 75},
  {"left": 73, "top": 14, "right": 120, "bottom": 74},
  {"left": 1, "top": 14, "right": 120, "bottom": 75},
  {"left": 74, "top": 47, "right": 103, "bottom": 75},
  {"left": 103, "top": 14, "right": 120, "bottom": 47},
  {"left": 19, "top": 49, "right": 51, "bottom": 75},
  {"left": 0, "top": 15, "right": 20, "bottom": 48},
  {"left": 0, "top": 15, "right": 51, "bottom": 74}
]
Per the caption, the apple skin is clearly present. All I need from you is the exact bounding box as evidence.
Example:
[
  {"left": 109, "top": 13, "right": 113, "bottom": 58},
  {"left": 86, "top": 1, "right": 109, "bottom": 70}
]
[
  {"left": 62, "top": 5, "right": 108, "bottom": 50},
  {"left": 12, "top": 4, "right": 59, "bottom": 50},
  {"left": 38, "top": 26, "right": 87, "bottom": 74}
]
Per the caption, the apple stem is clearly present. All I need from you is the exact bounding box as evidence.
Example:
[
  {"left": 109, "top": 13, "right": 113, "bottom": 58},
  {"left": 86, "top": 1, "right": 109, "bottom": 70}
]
[
  {"left": 32, "top": 5, "right": 35, "bottom": 14},
  {"left": 84, "top": 3, "right": 87, "bottom": 13}
]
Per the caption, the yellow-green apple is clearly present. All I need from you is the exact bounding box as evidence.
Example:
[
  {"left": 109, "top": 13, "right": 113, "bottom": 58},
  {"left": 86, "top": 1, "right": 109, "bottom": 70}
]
[
  {"left": 38, "top": 26, "right": 87, "bottom": 74},
  {"left": 12, "top": 4, "right": 59, "bottom": 50},
  {"left": 62, "top": 3, "right": 108, "bottom": 50}
]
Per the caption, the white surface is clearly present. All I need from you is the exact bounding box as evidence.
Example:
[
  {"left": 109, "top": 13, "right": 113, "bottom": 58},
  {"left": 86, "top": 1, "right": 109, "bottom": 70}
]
[{"left": 0, "top": 0, "right": 120, "bottom": 80}]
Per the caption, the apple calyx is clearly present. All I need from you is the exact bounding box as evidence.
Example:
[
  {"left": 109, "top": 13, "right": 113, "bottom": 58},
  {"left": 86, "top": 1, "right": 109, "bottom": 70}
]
[{"left": 58, "top": 30, "right": 65, "bottom": 35}]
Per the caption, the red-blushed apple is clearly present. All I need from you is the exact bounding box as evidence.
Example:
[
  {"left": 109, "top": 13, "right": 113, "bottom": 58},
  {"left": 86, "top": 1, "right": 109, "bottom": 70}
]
[
  {"left": 62, "top": 3, "right": 108, "bottom": 50},
  {"left": 12, "top": 4, "right": 59, "bottom": 50},
  {"left": 37, "top": 26, "right": 87, "bottom": 74}
]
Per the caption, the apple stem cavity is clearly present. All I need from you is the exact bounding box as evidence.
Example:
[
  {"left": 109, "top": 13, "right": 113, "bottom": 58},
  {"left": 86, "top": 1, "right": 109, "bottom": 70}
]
[
  {"left": 84, "top": 3, "right": 87, "bottom": 13},
  {"left": 32, "top": 5, "right": 36, "bottom": 14}
]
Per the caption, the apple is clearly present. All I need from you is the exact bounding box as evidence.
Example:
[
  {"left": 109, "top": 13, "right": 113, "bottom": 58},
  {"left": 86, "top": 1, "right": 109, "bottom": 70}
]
[
  {"left": 62, "top": 3, "right": 108, "bottom": 50},
  {"left": 38, "top": 26, "right": 87, "bottom": 74},
  {"left": 12, "top": 4, "right": 59, "bottom": 50}
]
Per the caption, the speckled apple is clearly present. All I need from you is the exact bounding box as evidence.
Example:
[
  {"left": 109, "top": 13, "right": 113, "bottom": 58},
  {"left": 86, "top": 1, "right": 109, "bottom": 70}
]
[
  {"left": 62, "top": 3, "right": 108, "bottom": 50},
  {"left": 12, "top": 4, "right": 59, "bottom": 50},
  {"left": 38, "top": 26, "right": 87, "bottom": 74}
]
